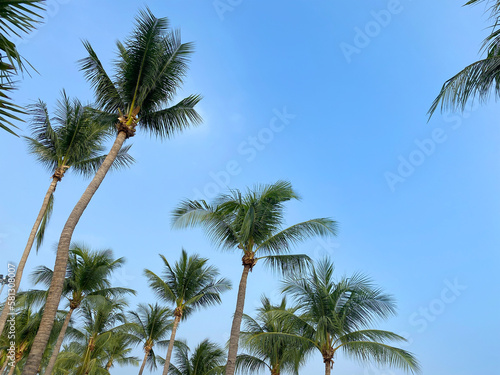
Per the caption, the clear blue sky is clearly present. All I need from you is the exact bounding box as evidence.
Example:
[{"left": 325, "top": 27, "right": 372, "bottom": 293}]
[{"left": 1, "top": 0, "right": 499, "bottom": 374}]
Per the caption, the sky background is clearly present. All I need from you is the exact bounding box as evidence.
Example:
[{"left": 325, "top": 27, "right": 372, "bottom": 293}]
[{"left": 1, "top": 0, "right": 500, "bottom": 374}]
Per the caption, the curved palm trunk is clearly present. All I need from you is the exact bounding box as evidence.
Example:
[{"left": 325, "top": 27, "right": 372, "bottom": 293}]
[
  {"left": 23, "top": 131, "right": 128, "bottom": 375},
  {"left": 0, "top": 177, "right": 58, "bottom": 334},
  {"left": 138, "top": 348, "right": 150, "bottom": 375},
  {"left": 43, "top": 307, "right": 74, "bottom": 375},
  {"left": 225, "top": 265, "right": 251, "bottom": 375},
  {"left": 162, "top": 314, "right": 181, "bottom": 375}
]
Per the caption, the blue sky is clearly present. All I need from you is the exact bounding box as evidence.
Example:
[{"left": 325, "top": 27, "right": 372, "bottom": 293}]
[{"left": 1, "top": 0, "right": 500, "bottom": 374}]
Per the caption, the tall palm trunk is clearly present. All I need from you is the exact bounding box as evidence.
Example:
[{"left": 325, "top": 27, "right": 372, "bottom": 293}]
[
  {"left": 0, "top": 177, "right": 59, "bottom": 335},
  {"left": 1, "top": 360, "right": 8, "bottom": 374},
  {"left": 225, "top": 264, "right": 251, "bottom": 375},
  {"left": 138, "top": 348, "right": 150, "bottom": 375},
  {"left": 324, "top": 361, "right": 331, "bottom": 375},
  {"left": 23, "top": 131, "right": 128, "bottom": 375},
  {"left": 43, "top": 307, "right": 74, "bottom": 375},
  {"left": 7, "top": 362, "right": 17, "bottom": 375},
  {"left": 162, "top": 314, "right": 181, "bottom": 375},
  {"left": 105, "top": 360, "right": 113, "bottom": 372}
]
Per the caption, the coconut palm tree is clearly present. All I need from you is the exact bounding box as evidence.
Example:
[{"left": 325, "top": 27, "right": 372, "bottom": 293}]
[
  {"left": 31, "top": 244, "right": 135, "bottom": 375},
  {"left": 169, "top": 339, "right": 225, "bottom": 375},
  {"left": 145, "top": 250, "right": 231, "bottom": 375},
  {"left": 53, "top": 297, "right": 130, "bottom": 375},
  {"left": 260, "top": 258, "right": 420, "bottom": 375},
  {"left": 102, "top": 332, "right": 139, "bottom": 372},
  {"left": 171, "top": 180, "right": 337, "bottom": 375},
  {"left": 127, "top": 303, "right": 173, "bottom": 375},
  {"left": 24, "top": 9, "right": 202, "bottom": 373},
  {"left": 0, "top": 92, "right": 134, "bottom": 337},
  {"left": 0, "top": 0, "right": 44, "bottom": 135},
  {"left": 236, "top": 296, "right": 309, "bottom": 375},
  {"left": 429, "top": 0, "right": 500, "bottom": 116}
]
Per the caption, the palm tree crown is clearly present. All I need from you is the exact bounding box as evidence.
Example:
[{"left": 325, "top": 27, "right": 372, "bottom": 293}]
[
  {"left": 128, "top": 303, "right": 173, "bottom": 375},
  {"left": 237, "top": 296, "right": 309, "bottom": 375},
  {"left": 269, "top": 258, "right": 420, "bottom": 375},
  {"left": 172, "top": 180, "right": 337, "bottom": 271},
  {"left": 145, "top": 249, "right": 231, "bottom": 375},
  {"left": 80, "top": 7, "right": 202, "bottom": 138},
  {"left": 169, "top": 339, "right": 226, "bottom": 375}
]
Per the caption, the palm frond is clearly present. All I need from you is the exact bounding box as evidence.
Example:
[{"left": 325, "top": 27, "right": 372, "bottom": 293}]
[
  {"left": 258, "top": 254, "right": 312, "bottom": 276},
  {"left": 35, "top": 191, "right": 54, "bottom": 252},
  {"left": 428, "top": 55, "right": 500, "bottom": 116},
  {"left": 235, "top": 354, "right": 269, "bottom": 375},
  {"left": 256, "top": 218, "right": 338, "bottom": 255},
  {"left": 71, "top": 144, "right": 135, "bottom": 177},
  {"left": 79, "top": 40, "right": 123, "bottom": 113},
  {"left": 140, "top": 94, "right": 202, "bottom": 138},
  {"left": 340, "top": 341, "right": 420, "bottom": 373}
]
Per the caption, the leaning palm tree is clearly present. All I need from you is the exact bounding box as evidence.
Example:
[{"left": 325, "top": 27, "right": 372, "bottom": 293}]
[
  {"left": 169, "top": 339, "right": 226, "bottom": 375},
  {"left": 0, "top": 92, "right": 134, "bottom": 336},
  {"left": 172, "top": 180, "right": 337, "bottom": 375},
  {"left": 145, "top": 250, "right": 231, "bottom": 375},
  {"left": 236, "top": 296, "right": 309, "bottom": 375},
  {"left": 429, "top": 0, "right": 500, "bottom": 116},
  {"left": 262, "top": 258, "right": 420, "bottom": 375},
  {"left": 31, "top": 244, "right": 135, "bottom": 375},
  {"left": 24, "top": 9, "right": 202, "bottom": 374},
  {"left": 0, "top": 0, "right": 44, "bottom": 135},
  {"left": 127, "top": 303, "right": 173, "bottom": 375}
]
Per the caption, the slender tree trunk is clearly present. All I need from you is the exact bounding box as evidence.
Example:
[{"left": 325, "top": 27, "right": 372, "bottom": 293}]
[
  {"left": 225, "top": 265, "right": 251, "bottom": 375},
  {"left": 138, "top": 349, "right": 150, "bottom": 375},
  {"left": 0, "top": 177, "right": 58, "bottom": 335},
  {"left": 7, "top": 362, "right": 16, "bottom": 375},
  {"left": 162, "top": 314, "right": 181, "bottom": 375},
  {"left": 23, "top": 131, "right": 128, "bottom": 375},
  {"left": 324, "top": 361, "right": 331, "bottom": 375},
  {"left": 43, "top": 308, "right": 74, "bottom": 375},
  {"left": 1, "top": 360, "right": 8, "bottom": 374},
  {"left": 105, "top": 359, "right": 113, "bottom": 372}
]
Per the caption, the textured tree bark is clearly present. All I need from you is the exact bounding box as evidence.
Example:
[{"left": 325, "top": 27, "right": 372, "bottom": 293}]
[
  {"left": 0, "top": 177, "right": 58, "bottom": 335},
  {"left": 162, "top": 314, "right": 181, "bottom": 375},
  {"left": 43, "top": 308, "right": 74, "bottom": 375},
  {"left": 0, "top": 360, "right": 8, "bottom": 374},
  {"left": 324, "top": 360, "right": 331, "bottom": 375},
  {"left": 225, "top": 264, "right": 251, "bottom": 375},
  {"left": 7, "top": 362, "right": 16, "bottom": 375},
  {"left": 22, "top": 131, "right": 128, "bottom": 375},
  {"left": 105, "top": 360, "right": 113, "bottom": 372},
  {"left": 137, "top": 349, "right": 150, "bottom": 375}
]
